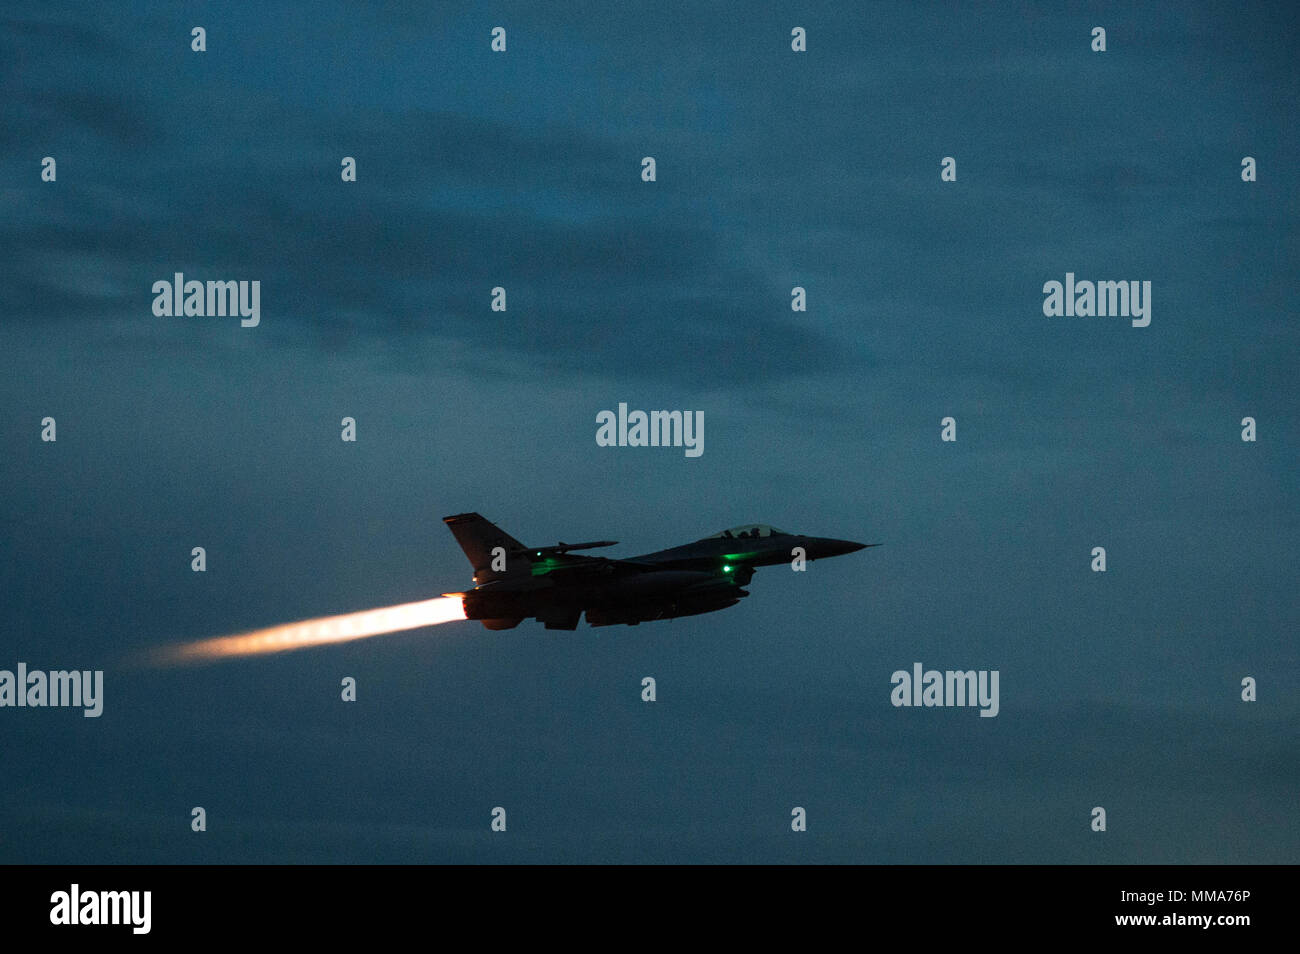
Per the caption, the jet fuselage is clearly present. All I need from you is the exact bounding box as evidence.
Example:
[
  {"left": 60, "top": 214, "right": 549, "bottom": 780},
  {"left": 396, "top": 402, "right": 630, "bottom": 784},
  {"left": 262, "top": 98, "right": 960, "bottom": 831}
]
[{"left": 443, "top": 513, "right": 872, "bottom": 630}]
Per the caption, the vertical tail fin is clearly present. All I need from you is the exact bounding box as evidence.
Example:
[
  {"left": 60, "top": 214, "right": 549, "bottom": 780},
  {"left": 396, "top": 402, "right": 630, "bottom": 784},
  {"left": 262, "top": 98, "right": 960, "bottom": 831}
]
[{"left": 442, "top": 513, "right": 526, "bottom": 578}]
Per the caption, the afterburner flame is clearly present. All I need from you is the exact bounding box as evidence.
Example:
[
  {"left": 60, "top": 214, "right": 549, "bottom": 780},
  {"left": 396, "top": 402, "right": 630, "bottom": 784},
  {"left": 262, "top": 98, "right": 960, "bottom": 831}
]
[{"left": 154, "top": 596, "right": 467, "bottom": 665}]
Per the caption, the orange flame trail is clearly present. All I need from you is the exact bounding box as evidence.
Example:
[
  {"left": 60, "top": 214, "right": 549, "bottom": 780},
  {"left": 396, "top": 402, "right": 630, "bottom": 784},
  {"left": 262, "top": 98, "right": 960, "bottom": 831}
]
[{"left": 153, "top": 596, "right": 467, "bottom": 665}]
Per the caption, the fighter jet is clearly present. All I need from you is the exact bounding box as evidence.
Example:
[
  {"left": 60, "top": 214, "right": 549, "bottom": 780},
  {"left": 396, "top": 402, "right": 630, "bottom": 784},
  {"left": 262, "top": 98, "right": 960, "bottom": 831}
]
[{"left": 442, "top": 512, "right": 874, "bottom": 630}]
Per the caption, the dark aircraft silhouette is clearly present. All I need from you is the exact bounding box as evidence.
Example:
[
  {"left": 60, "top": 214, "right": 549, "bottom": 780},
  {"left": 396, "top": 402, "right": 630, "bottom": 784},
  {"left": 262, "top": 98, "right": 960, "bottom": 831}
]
[{"left": 442, "top": 512, "right": 874, "bottom": 630}]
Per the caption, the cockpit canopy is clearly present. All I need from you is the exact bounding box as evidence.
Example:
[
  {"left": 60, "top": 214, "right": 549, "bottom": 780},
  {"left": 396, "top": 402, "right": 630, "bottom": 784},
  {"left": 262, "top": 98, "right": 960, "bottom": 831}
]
[{"left": 706, "top": 524, "right": 787, "bottom": 540}]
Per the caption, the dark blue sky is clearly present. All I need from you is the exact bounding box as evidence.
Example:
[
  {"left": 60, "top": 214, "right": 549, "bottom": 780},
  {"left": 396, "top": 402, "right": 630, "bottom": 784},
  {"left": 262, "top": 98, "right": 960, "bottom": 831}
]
[{"left": 2, "top": 1, "right": 1296, "bottom": 862}]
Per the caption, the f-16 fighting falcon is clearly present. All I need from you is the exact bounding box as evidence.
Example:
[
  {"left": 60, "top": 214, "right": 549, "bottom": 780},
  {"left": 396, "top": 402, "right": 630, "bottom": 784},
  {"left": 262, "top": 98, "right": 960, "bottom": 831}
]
[{"left": 443, "top": 513, "right": 874, "bottom": 630}]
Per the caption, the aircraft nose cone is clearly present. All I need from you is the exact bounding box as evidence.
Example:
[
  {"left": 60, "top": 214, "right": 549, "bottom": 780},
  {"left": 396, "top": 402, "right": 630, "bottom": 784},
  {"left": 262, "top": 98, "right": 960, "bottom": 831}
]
[{"left": 815, "top": 538, "right": 870, "bottom": 558}]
